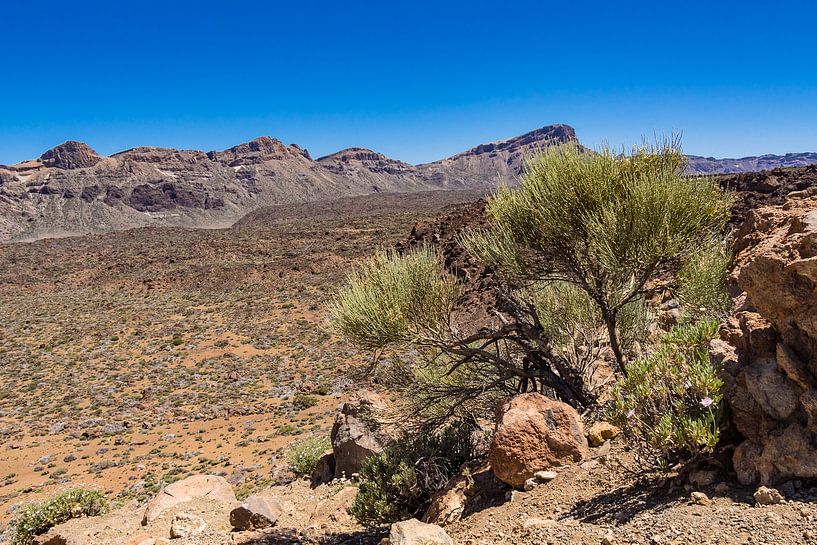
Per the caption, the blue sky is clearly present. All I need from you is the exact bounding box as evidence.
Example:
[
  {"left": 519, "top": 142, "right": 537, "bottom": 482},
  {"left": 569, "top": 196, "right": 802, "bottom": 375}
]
[{"left": 2, "top": 0, "right": 816, "bottom": 165}]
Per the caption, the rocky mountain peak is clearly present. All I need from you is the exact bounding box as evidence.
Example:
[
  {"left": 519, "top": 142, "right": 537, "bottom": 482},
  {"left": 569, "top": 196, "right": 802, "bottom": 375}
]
[
  {"left": 215, "top": 137, "right": 309, "bottom": 165},
  {"left": 39, "top": 141, "right": 103, "bottom": 170},
  {"left": 318, "top": 148, "right": 388, "bottom": 163},
  {"left": 455, "top": 124, "right": 577, "bottom": 158}
]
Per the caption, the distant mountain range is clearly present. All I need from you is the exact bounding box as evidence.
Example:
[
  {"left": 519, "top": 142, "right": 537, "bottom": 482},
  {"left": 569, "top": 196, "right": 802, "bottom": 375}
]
[
  {"left": 685, "top": 152, "right": 817, "bottom": 174},
  {"left": 1, "top": 124, "right": 815, "bottom": 241},
  {"left": 0, "top": 125, "right": 575, "bottom": 241}
]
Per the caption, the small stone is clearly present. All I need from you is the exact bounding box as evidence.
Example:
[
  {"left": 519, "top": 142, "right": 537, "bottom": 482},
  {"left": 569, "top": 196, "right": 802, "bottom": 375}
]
[
  {"left": 587, "top": 422, "right": 620, "bottom": 447},
  {"left": 124, "top": 534, "right": 155, "bottom": 545},
  {"left": 521, "top": 517, "right": 558, "bottom": 529},
  {"left": 714, "top": 482, "right": 729, "bottom": 495},
  {"left": 690, "top": 491, "right": 710, "bottom": 505},
  {"left": 523, "top": 478, "right": 539, "bottom": 491},
  {"left": 580, "top": 460, "right": 600, "bottom": 470},
  {"left": 533, "top": 470, "right": 558, "bottom": 482},
  {"left": 753, "top": 486, "right": 784, "bottom": 506},
  {"left": 388, "top": 518, "right": 453, "bottom": 545},
  {"left": 229, "top": 492, "right": 283, "bottom": 530},
  {"left": 169, "top": 512, "right": 206, "bottom": 539},
  {"left": 688, "top": 469, "right": 718, "bottom": 487},
  {"left": 601, "top": 531, "right": 616, "bottom": 545}
]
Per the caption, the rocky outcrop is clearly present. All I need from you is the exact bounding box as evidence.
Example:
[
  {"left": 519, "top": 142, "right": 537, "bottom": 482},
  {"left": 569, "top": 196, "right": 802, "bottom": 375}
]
[
  {"left": 687, "top": 152, "right": 817, "bottom": 175},
  {"left": 715, "top": 194, "right": 817, "bottom": 485},
  {"left": 39, "top": 141, "right": 102, "bottom": 170},
  {"left": 142, "top": 474, "right": 236, "bottom": 524},
  {"left": 488, "top": 393, "right": 588, "bottom": 489},
  {"left": 330, "top": 392, "right": 390, "bottom": 478}
]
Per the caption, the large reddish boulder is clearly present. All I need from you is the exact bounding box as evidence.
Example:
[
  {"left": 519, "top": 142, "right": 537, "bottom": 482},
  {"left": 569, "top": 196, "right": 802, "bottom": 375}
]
[{"left": 488, "top": 393, "right": 588, "bottom": 489}]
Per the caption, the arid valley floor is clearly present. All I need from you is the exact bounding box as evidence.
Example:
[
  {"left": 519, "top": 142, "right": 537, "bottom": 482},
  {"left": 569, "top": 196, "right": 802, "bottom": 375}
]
[{"left": 0, "top": 191, "right": 484, "bottom": 524}]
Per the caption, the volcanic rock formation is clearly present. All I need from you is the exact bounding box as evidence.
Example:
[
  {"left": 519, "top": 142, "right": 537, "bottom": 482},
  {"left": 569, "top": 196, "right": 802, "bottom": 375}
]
[{"left": 714, "top": 192, "right": 817, "bottom": 485}]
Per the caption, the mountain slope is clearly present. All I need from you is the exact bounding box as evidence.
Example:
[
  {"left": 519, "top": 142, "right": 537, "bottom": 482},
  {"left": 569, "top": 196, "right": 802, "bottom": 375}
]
[{"left": 0, "top": 125, "right": 576, "bottom": 241}]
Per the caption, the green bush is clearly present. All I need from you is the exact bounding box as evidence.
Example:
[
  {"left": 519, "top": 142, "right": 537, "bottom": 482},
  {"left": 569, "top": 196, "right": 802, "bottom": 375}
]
[
  {"left": 286, "top": 435, "right": 331, "bottom": 476},
  {"left": 350, "top": 422, "right": 475, "bottom": 525},
  {"left": 607, "top": 320, "right": 724, "bottom": 469},
  {"left": 329, "top": 245, "right": 458, "bottom": 351},
  {"left": 462, "top": 140, "right": 731, "bottom": 372},
  {"left": 8, "top": 489, "right": 107, "bottom": 545},
  {"left": 677, "top": 237, "right": 731, "bottom": 319},
  {"left": 530, "top": 281, "right": 650, "bottom": 382},
  {"left": 292, "top": 393, "right": 317, "bottom": 410}
]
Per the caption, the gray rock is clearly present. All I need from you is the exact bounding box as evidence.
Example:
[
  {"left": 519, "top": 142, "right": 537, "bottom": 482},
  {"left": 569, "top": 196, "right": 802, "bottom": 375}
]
[{"left": 229, "top": 492, "right": 283, "bottom": 531}]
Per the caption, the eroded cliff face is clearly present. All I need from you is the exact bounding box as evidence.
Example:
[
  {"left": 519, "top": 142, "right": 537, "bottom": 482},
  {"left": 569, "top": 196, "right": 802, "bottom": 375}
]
[{"left": 713, "top": 194, "right": 817, "bottom": 484}]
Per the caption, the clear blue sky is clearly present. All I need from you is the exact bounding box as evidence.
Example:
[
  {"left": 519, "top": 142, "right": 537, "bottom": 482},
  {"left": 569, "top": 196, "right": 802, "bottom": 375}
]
[{"left": 2, "top": 0, "right": 816, "bottom": 165}]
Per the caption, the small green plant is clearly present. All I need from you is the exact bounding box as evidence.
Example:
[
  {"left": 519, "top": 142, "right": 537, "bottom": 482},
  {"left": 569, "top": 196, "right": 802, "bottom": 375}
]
[
  {"left": 286, "top": 435, "right": 331, "bottom": 476},
  {"left": 292, "top": 393, "right": 317, "bottom": 410},
  {"left": 607, "top": 320, "right": 724, "bottom": 469},
  {"left": 8, "top": 489, "right": 108, "bottom": 545},
  {"left": 350, "top": 422, "right": 475, "bottom": 525}
]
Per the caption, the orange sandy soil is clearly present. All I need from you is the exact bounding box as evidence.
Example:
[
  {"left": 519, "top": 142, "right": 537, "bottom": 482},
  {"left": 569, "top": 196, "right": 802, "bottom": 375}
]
[{"left": 0, "top": 193, "right": 477, "bottom": 527}]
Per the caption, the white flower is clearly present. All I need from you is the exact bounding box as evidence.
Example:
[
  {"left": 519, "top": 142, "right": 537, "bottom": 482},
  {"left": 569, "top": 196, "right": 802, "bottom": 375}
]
[{"left": 700, "top": 396, "right": 713, "bottom": 408}]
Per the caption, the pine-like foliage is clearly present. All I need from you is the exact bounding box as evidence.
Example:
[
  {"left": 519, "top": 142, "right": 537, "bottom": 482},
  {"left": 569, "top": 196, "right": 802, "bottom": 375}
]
[{"left": 463, "top": 140, "right": 731, "bottom": 371}]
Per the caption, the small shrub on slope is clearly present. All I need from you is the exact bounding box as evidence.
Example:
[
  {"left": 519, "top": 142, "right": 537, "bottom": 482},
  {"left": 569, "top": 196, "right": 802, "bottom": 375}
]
[
  {"left": 350, "top": 422, "right": 475, "bottom": 525},
  {"left": 286, "top": 435, "right": 331, "bottom": 476},
  {"left": 607, "top": 320, "right": 724, "bottom": 470},
  {"left": 8, "top": 489, "right": 107, "bottom": 545}
]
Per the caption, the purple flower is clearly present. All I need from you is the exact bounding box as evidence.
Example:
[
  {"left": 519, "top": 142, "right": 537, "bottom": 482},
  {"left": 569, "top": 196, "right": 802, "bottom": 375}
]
[
  {"left": 700, "top": 396, "right": 714, "bottom": 408},
  {"left": 626, "top": 409, "right": 636, "bottom": 419}
]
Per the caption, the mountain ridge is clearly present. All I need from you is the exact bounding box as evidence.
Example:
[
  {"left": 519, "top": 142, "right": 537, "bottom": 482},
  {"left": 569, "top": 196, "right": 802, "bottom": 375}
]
[
  {"left": 2, "top": 124, "right": 817, "bottom": 241},
  {"left": 0, "top": 125, "right": 576, "bottom": 241}
]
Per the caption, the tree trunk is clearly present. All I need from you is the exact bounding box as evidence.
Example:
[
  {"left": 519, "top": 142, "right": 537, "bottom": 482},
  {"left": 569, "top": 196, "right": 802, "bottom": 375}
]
[{"left": 603, "top": 310, "right": 628, "bottom": 376}]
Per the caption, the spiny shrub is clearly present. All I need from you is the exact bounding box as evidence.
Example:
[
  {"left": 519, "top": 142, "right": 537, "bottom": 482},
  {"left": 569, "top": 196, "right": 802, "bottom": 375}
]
[
  {"left": 8, "top": 489, "right": 107, "bottom": 545},
  {"left": 607, "top": 319, "right": 724, "bottom": 469},
  {"left": 286, "top": 435, "right": 331, "bottom": 476},
  {"left": 350, "top": 422, "right": 475, "bottom": 524}
]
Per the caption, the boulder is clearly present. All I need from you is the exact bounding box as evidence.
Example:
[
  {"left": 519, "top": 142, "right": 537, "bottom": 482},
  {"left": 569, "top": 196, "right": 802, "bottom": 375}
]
[
  {"left": 230, "top": 492, "right": 284, "bottom": 530},
  {"left": 488, "top": 393, "right": 588, "bottom": 489},
  {"left": 389, "top": 519, "right": 453, "bottom": 545},
  {"left": 331, "top": 392, "right": 389, "bottom": 478},
  {"left": 310, "top": 450, "right": 336, "bottom": 486},
  {"left": 169, "top": 512, "right": 206, "bottom": 538},
  {"left": 719, "top": 196, "right": 817, "bottom": 485},
  {"left": 586, "top": 422, "right": 620, "bottom": 447},
  {"left": 142, "top": 474, "right": 236, "bottom": 524}
]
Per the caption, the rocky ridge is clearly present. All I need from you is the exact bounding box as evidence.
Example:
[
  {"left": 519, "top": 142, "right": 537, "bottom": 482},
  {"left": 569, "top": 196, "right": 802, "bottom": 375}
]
[{"left": 0, "top": 125, "right": 576, "bottom": 242}]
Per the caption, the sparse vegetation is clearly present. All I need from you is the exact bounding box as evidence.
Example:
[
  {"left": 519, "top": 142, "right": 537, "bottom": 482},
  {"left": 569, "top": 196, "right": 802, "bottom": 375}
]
[
  {"left": 607, "top": 319, "right": 725, "bottom": 469},
  {"left": 331, "top": 140, "right": 732, "bottom": 423},
  {"left": 286, "top": 435, "right": 331, "bottom": 476},
  {"left": 350, "top": 422, "right": 476, "bottom": 524},
  {"left": 8, "top": 489, "right": 107, "bottom": 545},
  {"left": 677, "top": 237, "right": 732, "bottom": 319}
]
